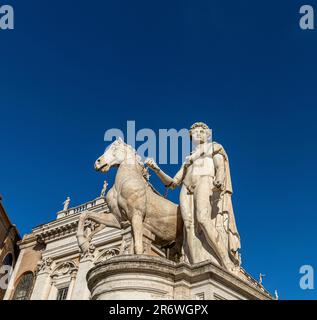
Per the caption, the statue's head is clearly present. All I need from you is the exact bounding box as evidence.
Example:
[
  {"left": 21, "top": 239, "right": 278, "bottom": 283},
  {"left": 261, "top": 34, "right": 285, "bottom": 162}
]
[
  {"left": 189, "top": 122, "right": 212, "bottom": 144},
  {"left": 95, "top": 137, "right": 141, "bottom": 173}
]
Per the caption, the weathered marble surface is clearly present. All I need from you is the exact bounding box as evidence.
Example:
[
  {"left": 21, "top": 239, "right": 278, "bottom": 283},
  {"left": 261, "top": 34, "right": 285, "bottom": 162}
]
[
  {"left": 87, "top": 255, "right": 273, "bottom": 300},
  {"left": 146, "top": 122, "right": 241, "bottom": 270},
  {"left": 81, "top": 123, "right": 241, "bottom": 273},
  {"left": 77, "top": 138, "right": 183, "bottom": 260}
]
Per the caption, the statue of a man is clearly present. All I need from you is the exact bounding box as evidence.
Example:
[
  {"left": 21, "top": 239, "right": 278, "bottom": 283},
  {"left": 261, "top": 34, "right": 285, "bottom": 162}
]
[
  {"left": 63, "top": 196, "right": 71, "bottom": 211},
  {"left": 100, "top": 180, "right": 108, "bottom": 197},
  {"left": 146, "top": 122, "right": 241, "bottom": 270}
]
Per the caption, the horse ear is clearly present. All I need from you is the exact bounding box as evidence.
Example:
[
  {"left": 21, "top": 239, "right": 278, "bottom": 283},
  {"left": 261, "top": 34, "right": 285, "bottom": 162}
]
[{"left": 117, "top": 137, "right": 124, "bottom": 143}]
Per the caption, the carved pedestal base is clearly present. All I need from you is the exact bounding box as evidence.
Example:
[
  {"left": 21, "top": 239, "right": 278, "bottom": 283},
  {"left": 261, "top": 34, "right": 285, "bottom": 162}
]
[
  {"left": 119, "top": 223, "right": 166, "bottom": 257},
  {"left": 87, "top": 255, "right": 273, "bottom": 300}
]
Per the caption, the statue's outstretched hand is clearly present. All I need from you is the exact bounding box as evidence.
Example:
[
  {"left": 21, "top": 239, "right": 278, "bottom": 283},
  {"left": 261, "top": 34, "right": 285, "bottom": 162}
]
[{"left": 145, "top": 158, "right": 160, "bottom": 172}]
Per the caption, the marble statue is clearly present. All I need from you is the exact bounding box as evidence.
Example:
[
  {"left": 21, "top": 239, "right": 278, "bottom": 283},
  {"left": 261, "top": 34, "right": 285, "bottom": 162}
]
[
  {"left": 63, "top": 197, "right": 71, "bottom": 211},
  {"left": 76, "top": 123, "right": 241, "bottom": 272},
  {"left": 77, "top": 137, "right": 183, "bottom": 256},
  {"left": 146, "top": 122, "right": 241, "bottom": 270},
  {"left": 100, "top": 180, "right": 108, "bottom": 197}
]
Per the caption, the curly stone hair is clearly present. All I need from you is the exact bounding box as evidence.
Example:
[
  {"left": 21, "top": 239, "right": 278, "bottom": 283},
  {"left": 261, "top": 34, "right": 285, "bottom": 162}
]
[{"left": 189, "top": 122, "right": 212, "bottom": 138}]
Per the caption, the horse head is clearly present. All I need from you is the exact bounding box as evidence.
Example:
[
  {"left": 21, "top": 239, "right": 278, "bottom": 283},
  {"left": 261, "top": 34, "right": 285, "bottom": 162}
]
[{"left": 94, "top": 137, "right": 142, "bottom": 173}]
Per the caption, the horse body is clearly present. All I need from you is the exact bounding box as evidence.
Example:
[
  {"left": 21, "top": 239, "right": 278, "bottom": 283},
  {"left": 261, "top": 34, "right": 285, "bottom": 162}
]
[
  {"left": 110, "top": 161, "right": 182, "bottom": 245},
  {"left": 77, "top": 139, "right": 183, "bottom": 256},
  {"left": 107, "top": 160, "right": 183, "bottom": 253}
]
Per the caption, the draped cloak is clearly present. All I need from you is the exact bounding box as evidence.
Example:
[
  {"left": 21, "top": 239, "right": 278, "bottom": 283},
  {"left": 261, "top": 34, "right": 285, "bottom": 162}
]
[{"left": 212, "top": 142, "right": 241, "bottom": 264}]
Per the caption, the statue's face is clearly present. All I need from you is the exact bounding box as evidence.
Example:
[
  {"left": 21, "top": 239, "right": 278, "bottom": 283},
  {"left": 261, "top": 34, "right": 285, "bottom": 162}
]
[{"left": 191, "top": 127, "right": 210, "bottom": 144}]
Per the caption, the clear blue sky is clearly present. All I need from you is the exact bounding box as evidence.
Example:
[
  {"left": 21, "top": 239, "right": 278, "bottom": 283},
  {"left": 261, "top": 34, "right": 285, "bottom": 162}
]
[{"left": 1, "top": 0, "right": 316, "bottom": 299}]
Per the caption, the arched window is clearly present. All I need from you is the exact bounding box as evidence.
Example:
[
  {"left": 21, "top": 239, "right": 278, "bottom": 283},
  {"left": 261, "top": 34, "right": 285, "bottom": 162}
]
[
  {"left": 12, "top": 272, "right": 34, "bottom": 300},
  {"left": 0, "top": 253, "right": 14, "bottom": 299},
  {"left": 2, "top": 253, "right": 13, "bottom": 268}
]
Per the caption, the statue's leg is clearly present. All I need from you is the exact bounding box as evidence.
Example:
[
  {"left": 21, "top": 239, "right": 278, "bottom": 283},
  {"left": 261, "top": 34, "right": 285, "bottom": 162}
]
[
  {"left": 131, "top": 210, "right": 144, "bottom": 254},
  {"left": 194, "top": 177, "right": 232, "bottom": 268},
  {"left": 180, "top": 186, "right": 195, "bottom": 263}
]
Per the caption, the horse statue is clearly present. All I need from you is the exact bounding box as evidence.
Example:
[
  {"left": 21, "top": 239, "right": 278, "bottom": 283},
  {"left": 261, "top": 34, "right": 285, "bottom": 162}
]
[{"left": 76, "top": 138, "right": 183, "bottom": 258}]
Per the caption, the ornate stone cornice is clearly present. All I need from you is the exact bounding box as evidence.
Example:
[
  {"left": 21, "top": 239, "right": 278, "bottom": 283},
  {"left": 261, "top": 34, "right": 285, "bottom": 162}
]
[
  {"left": 51, "top": 261, "right": 78, "bottom": 279},
  {"left": 87, "top": 255, "right": 273, "bottom": 300},
  {"left": 35, "top": 221, "right": 79, "bottom": 243},
  {"left": 29, "top": 199, "right": 110, "bottom": 246}
]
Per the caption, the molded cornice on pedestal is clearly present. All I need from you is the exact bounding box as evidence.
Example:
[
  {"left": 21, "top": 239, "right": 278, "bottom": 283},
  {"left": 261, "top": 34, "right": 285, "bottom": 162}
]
[{"left": 87, "top": 255, "right": 273, "bottom": 300}]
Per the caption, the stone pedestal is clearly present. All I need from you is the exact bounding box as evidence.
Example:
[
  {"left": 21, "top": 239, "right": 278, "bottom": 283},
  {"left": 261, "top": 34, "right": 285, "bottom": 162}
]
[
  {"left": 87, "top": 255, "right": 273, "bottom": 300},
  {"left": 119, "top": 223, "right": 165, "bottom": 257}
]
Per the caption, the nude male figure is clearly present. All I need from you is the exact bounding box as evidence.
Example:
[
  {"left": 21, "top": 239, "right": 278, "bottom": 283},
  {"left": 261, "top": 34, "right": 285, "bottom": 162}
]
[{"left": 146, "top": 122, "right": 233, "bottom": 269}]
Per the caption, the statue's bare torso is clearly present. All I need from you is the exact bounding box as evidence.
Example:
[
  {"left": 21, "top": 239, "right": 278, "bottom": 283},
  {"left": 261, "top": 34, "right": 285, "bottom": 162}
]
[{"left": 182, "top": 142, "right": 215, "bottom": 191}]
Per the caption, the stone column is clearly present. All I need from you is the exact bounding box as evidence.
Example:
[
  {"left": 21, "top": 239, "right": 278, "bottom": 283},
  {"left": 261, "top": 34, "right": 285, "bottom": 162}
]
[
  {"left": 47, "top": 277, "right": 58, "bottom": 300},
  {"left": 71, "top": 245, "right": 96, "bottom": 300},
  {"left": 66, "top": 271, "right": 77, "bottom": 300},
  {"left": 31, "top": 258, "right": 53, "bottom": 300}
]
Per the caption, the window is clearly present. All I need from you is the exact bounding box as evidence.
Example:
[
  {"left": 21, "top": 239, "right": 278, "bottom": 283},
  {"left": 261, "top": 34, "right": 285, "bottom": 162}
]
[
  {"left": 0, "top": 253, "right": 14, "bottom": 300},
  {"left": 12, "top": 272, "right": 34, "bottom": 300},
  {"left": 56, "top": 286, "right": 69, "bottom": 300},
  {"left": 2, "top": 253, "right": 13, "bottom": 268}
]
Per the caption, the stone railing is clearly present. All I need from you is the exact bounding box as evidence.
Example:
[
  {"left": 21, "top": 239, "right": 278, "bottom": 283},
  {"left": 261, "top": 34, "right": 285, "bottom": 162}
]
[
  {"left": 57, "top": 197, "right": 109, "bottom": 219},
  {"left": 71, "top": 201, "right": 97, "bottom": 214}
]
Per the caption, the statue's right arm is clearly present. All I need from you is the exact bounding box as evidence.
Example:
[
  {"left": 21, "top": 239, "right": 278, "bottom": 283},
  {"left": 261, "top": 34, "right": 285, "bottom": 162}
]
[
  {"left": 145, "top": 158, "right": 183, "bottom": 189},
  {"left": 156, "top": 169, "right": 175, "bottom": 188}
]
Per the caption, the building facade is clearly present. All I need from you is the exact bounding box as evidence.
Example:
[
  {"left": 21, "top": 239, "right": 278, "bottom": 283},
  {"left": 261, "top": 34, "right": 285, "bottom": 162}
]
[
  {"left": 4, "top": 194, "right": 272, "bottom": 300},
  {"left": 3, "top": 196, "right": 122, "bottom": 300},
  {"left": 0, "top": 197, "right": 21, "bottom": 299}
]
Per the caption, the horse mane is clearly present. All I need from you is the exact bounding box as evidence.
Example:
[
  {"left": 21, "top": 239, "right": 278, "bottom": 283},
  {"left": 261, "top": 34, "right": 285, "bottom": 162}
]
[{"left": 112, "top": 139, "right": 149, "bottom": 180}]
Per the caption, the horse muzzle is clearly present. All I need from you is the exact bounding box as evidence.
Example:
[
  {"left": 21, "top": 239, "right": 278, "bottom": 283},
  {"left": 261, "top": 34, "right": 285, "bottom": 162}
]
[{"left": 97, "top": 163, "right": 110, "bottom": 173}]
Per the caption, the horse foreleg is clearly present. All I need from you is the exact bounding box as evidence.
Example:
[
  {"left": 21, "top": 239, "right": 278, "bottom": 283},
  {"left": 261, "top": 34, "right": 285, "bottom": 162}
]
[
  {"left": 86, "top": 224, "right": 106, "bottom": 242},
  {"left": 85, "top": 212, "right": 121, "bottom": 243},
  {"left": 88, "top": 212, "right": 121, "bottom": 230},
  {"left": 132, "top": 211, "right": 143, "bottom": 254},
  {"left": 77, "top": 213, "right": 87, "bottom": 234},
  {"left": 76, "top": 213, "right": 90, "bottom": 253}
]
